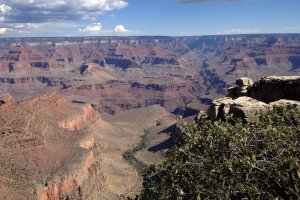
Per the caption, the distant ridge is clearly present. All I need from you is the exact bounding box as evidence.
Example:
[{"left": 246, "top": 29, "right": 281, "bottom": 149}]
[{"left": 1, "top": 33, "right": 300, "bottom": 115}]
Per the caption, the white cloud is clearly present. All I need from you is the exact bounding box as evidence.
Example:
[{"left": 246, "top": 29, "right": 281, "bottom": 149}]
[
  {"left": 0, "top": 0, "right": 128, "bottom": 23},
  {"left": 284, "top": 27, "right": 300, "bottom": 31},
  {"left": 217, "top": 28, "right": 264, "bottom": 35},
  {"left": 0, "top": 21, "right": 137, "bottom": 37},
  {"left": 0, "top": 0, "right": 129, "bottom": 37},
  {"left": 114, "top": 24, "right": 129, "bottom": 33},
  {"left": 0, "top": 22, "right": 81, "bottom": 36},
  {"left": 0, "top": 28, "right": 9, "bottom": 34},
  {"left": 0, "top": 4, "right": 11, "bottom": 15},
  {"left": 0, "top": 3, "right": 11, "bottom": 22},
  {"left": 79, "top": 23, "right": 102, "bottom": 32}
]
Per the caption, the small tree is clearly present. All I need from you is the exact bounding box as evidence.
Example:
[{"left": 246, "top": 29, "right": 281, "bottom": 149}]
[{"left": 137, "top": 107, "right": 300, "bottom": 199}]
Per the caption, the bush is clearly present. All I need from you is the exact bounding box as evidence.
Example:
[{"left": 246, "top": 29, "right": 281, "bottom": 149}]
[
  {"left": 137, "top": 108, "right": 300, "bottom": 199},
  {"left": 123, "top": 130, "right": 150, "bottom": 172}
]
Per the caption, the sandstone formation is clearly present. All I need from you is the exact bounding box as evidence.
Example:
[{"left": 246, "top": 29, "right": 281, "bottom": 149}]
[
  {"left": 59, "top": 105, "right": 98, "bottom": 131},
  {"left": 0, "top": 93, "right": 103, "bottom": 200},
  {"left": 209, "top": 76, "right": 300, "bottom": 122}
]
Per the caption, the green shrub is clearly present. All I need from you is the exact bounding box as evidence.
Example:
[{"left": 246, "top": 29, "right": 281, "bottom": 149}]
[
  {"left": 123, "top": 130, "right": 150, "bottom": 172},
  {"left": 137, "top": 108, "right": 300, "bottom": 199}
]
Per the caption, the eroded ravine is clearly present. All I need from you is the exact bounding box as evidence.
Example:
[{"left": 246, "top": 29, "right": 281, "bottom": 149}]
[{"left": 90, "top": 105, "right": 172, "bottom": 199}]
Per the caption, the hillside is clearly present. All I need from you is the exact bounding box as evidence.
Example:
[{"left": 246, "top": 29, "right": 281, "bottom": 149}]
[{"left": 0, "top": 93, "right": 101, "bottom": 199}]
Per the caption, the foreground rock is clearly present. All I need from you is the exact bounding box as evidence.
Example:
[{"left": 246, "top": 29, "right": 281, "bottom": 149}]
[
  {"left": 208, "top": 97, "right": 269, "bottom": 123},
  {"left": 228, "top": 76, "right": 300, "bottom": 102},
  {"left": 209, "top": 76, "right": 300, "bottom": 122}
]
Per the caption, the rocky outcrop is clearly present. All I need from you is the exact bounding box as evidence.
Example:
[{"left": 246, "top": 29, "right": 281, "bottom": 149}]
[
  {"left": 0, "top": 93, "right": 104, "bottom": 200},
  {"left": 227, "top": 77, "right": 254, "bottom": 97},
  {"left": 35, "top": 150, "right": 104, "bottom": 200},
  {"left": 0, "top": 76, "right": 66, "bottom": 87},
  {"left": 142, "top": 56, "right": 179, "bottom": 65},
  {"left": 269, "top": 99, "right": 300, "bottom": 108},
  {"left": 208, "top": 97, "right": 269, "bottom": 123},
  {"left": 80, "top": 63, "right": 102, "bottom": 75},
  {"left": 208, "top": 97, "right": 234, "bottom": 120},
  {"left": 59, "top": 105, "right": 99, "bottom": 131},
  {"left": 227, "top": 76, "right": 300, "bottom": 103},
  {"left": 249, "top": 76, "right": 300, "bottom": 103},
  {"left": 0, "top": 94, "right": 14, "bottom": 107},
  {"left": 105, "top": 57, "right": 138, "bottom": 69},
  {"left": 209, "top": 76, "right": 300, "bottom": 122}
]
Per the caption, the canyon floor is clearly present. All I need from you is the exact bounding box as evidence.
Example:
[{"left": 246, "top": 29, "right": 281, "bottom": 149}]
[{"left": 93, "top": 105, "right": 176, "bottom": 199}]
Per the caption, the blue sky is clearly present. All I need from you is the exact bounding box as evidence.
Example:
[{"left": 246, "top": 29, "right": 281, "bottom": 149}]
[{"left": 0, "top": 0, "right": 300, "bottom": 37}]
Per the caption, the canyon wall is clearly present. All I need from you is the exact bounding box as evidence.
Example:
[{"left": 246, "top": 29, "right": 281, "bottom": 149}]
[
  {"left": 1, "top": 34, "right": 300, "bottom": 114},
  {"left": 0, "top": 93, "right": 104, "bottom": 199}
]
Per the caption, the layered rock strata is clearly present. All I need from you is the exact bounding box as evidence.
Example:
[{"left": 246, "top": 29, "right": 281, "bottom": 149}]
[
  {"left": 0, "top": 93, "right": 103, "bottom": 200},
  {"left": 1, "top": 34, "right": 300, "bottom": 115}
]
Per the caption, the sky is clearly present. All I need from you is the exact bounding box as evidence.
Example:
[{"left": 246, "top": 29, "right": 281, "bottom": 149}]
[{"left": 0, "top": 0, "right": 300, "bottom": 37}]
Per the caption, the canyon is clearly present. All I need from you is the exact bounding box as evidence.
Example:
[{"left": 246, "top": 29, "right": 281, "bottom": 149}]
[
  {"left": 1, "top": 34, "right": 300, "bottom": 199},
  {"left": 1, "top": 34, "right": 300, "bottom": 115},
  {"left": 0, "top": 93, "right": 175, "bottom": 199}
]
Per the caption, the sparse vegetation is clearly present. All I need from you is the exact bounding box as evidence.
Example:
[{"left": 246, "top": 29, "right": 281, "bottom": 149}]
[
  {"left": 156, "top": 120, "right": 161, "bottom": 126},
  {"left": 137, "top": 107, "right": 300, "bottom": 199},
  {"left": 123, "top": 130, "right": 150, "bottom": 172}
]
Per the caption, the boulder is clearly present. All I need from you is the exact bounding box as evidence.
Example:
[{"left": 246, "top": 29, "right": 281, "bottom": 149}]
[
  {"left": 0, "top": 94, "right": 14, "bottom": 107},
  {"left": 236, "top": 77, "right": 254, "bottom": 95},
  {"left": 229, "top": 97, "right": 269, "bottom": 123},
  {"left": 236, "top": 77, "right": 254, "bottom": 87},
  {"left": 227, "top": 77, "right": 254, "bottom": 98},
  {"left": 208, "top": 97, "right": 234, "bottom": 120},
  {"left": 208, "top": 97, "right": 269, "bottom": 123}
]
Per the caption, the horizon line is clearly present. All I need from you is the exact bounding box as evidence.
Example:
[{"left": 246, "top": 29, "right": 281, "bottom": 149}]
[{"left": 1, "top": 32, "right": 300, "bottom": 40}]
